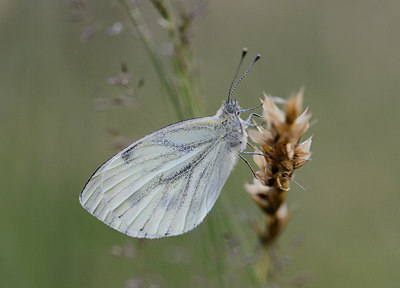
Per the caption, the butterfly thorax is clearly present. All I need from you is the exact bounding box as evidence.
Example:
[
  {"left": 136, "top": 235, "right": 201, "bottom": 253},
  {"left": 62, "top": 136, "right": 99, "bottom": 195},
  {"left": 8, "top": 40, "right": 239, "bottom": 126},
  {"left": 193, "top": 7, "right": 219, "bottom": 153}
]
[{"left": 215, "top": 100, "right": 247, "bottom": 151}]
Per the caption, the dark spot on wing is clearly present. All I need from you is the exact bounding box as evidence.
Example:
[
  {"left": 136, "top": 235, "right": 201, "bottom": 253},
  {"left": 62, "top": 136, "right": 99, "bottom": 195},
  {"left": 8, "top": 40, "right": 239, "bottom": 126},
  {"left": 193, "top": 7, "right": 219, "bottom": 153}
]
[{"left": 121, "top": 143, "right": 138, "bottom": 162}]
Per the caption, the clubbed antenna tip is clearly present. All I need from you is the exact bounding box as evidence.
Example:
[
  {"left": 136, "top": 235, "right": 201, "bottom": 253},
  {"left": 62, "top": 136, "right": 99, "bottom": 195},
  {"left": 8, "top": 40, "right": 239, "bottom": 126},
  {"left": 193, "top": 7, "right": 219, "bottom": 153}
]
[
  {"left": 228, "top": 52, "right": 261, "bottom": 100},
  {"left": 228, "top": 48, "right": 249, "bottom": 101}
]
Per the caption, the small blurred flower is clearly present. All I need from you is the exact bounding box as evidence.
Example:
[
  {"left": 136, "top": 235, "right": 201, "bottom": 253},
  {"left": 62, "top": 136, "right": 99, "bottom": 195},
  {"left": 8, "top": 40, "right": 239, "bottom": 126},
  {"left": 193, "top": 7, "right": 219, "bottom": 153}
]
[
  {"left": 110, "top": 245, "right": 123, "bottom": 257},
  {"left": 223, "top": 232, "right": 240, "bottom": 256},
  {"left": 94, "top": 63, "right": 145, "bottom": 112},
  {"left": 125, "top": 278, "right": 144, "bottom": 288},
  {"left": 68, "top": 0, "right": 87, "bottom": 22},
  {"left": 80, "top": 22, "right": 102, "bottom": 43},
  {"left": 107, "top": 76, "right": 129, "bottom": 86},
  {"left": 110, "top": 242, "right": 136, "bottom": 258},
  {"left": 80, "top": 26, "right": 96, "bottom": 43},
  {"left": 105, "top": 22, "right": 124, "bottom": 36}
]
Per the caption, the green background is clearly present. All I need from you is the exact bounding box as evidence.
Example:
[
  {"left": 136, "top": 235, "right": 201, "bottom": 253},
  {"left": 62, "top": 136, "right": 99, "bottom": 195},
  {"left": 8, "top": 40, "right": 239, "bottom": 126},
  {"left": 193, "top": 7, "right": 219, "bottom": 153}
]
[{"left": 1, "top": 1, "right": 399, "bottom": 287}]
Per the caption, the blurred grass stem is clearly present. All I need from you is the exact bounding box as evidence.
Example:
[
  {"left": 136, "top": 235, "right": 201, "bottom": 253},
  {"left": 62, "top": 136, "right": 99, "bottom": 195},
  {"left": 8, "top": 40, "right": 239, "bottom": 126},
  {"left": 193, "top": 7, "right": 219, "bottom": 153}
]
[
  {"left": 150, "top": 0, "right": 197, "bottom": 117},
  {"left": 120, "top": 0, "right": 185, "bottom": 120}
]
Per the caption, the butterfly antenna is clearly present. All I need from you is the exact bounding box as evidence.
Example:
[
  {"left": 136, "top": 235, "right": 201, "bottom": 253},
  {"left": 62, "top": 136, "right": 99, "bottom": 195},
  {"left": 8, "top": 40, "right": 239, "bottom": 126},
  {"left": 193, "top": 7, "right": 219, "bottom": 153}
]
[
  {"left": 229, "top": 54, "right": 261, "bottom": 100},
  {"left": 228, "top": 48, "right": 248, "bottom": 102}
]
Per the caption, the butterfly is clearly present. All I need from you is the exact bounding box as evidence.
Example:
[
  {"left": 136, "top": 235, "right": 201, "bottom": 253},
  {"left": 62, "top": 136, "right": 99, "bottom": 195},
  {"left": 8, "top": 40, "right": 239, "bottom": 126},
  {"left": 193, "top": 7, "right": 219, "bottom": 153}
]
[{"left": 79, "top": 50, "right": 261, "bottom": 238}]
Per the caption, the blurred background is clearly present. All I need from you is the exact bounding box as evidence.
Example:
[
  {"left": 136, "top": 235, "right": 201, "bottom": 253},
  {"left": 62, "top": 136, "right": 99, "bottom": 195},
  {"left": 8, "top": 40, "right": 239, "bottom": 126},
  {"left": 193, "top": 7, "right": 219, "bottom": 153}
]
[{"left": 1, "top": 0, "right": 400, "bottom": 287}]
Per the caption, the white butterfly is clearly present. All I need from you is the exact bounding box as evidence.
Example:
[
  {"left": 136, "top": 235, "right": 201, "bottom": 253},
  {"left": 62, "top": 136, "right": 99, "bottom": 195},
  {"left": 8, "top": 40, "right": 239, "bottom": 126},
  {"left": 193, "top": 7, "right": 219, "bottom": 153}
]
[{"left": 80, "top": 52, "right": 261, "bottom": 238}]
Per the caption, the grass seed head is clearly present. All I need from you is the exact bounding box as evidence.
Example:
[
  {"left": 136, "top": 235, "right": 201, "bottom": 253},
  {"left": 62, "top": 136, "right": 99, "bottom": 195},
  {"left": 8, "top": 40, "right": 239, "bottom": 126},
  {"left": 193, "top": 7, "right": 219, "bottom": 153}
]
[{"left": 246, "top": 89, "right": 312, "bottom": 246}]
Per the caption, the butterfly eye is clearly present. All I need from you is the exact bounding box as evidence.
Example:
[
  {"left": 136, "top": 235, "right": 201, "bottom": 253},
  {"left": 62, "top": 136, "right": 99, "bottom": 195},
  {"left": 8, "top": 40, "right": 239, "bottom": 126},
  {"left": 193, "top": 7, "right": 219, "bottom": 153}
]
[{"left": 225, "top": 104, "right": 234, "bottom": 114}]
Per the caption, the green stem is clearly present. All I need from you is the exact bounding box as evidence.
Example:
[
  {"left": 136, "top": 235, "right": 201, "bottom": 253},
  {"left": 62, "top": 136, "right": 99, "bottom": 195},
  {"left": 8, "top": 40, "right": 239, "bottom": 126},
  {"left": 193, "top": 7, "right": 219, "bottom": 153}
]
[
  {"left": 172, "top": 48, "right": 195, "bottom": 117},
  {"left": 150, "top": 0, "right": 196, "bottom": 117},
  {"left": 207, "top": 216, "right": 225, "bottom": 288},
  {"left": 218, "top": 197, "right": 259, "bottom": 287},
  {"left": 120, "top": 0, "right": 185, "bottom": 120}
]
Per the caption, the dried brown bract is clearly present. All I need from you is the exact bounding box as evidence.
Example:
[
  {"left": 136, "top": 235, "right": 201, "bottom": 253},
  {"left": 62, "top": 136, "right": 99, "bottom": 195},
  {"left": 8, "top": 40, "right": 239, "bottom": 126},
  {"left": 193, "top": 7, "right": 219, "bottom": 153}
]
[{"left": 245, "top": 89, "right": 312, "bottom": 247}]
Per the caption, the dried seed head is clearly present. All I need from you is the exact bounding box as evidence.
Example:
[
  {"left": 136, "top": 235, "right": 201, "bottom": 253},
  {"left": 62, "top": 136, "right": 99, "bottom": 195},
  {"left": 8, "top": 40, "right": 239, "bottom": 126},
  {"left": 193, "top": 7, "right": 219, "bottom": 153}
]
[{"left": 245, "top": 89, "right": 312, "bottom": 246}]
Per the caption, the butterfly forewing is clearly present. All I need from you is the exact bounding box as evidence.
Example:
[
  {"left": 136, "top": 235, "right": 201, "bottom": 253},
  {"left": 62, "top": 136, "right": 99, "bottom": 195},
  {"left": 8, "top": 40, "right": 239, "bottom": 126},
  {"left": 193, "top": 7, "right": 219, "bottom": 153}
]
[{"left": 80, "top": 116, "right": 240, "bottom": 238}]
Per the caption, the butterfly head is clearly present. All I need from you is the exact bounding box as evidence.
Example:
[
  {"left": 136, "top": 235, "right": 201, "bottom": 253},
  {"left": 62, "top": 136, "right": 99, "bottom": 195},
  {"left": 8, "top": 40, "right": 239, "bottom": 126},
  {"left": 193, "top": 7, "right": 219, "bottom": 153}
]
[
  {"left": 216, "top": 99, "right": 242, "bottom": 122},
  {"left": 224, "top": 99, "right": 241, "bottom": 115}
]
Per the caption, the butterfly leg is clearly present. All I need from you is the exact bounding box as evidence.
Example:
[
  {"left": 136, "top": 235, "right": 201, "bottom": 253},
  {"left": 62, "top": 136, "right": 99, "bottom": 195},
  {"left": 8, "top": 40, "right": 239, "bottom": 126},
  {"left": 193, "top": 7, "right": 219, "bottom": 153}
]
[
  {"left": 238, "top": 154, "right": 258, "bottom": 178},
  {"left": 240, "top": 142, "right": 272, "bottom": 159},
  {"left": 241, "top": 113, "right": 263, "bottom": 127},
  {"left": 241, "top": 151, "right": 271, "bottom": 159}
]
